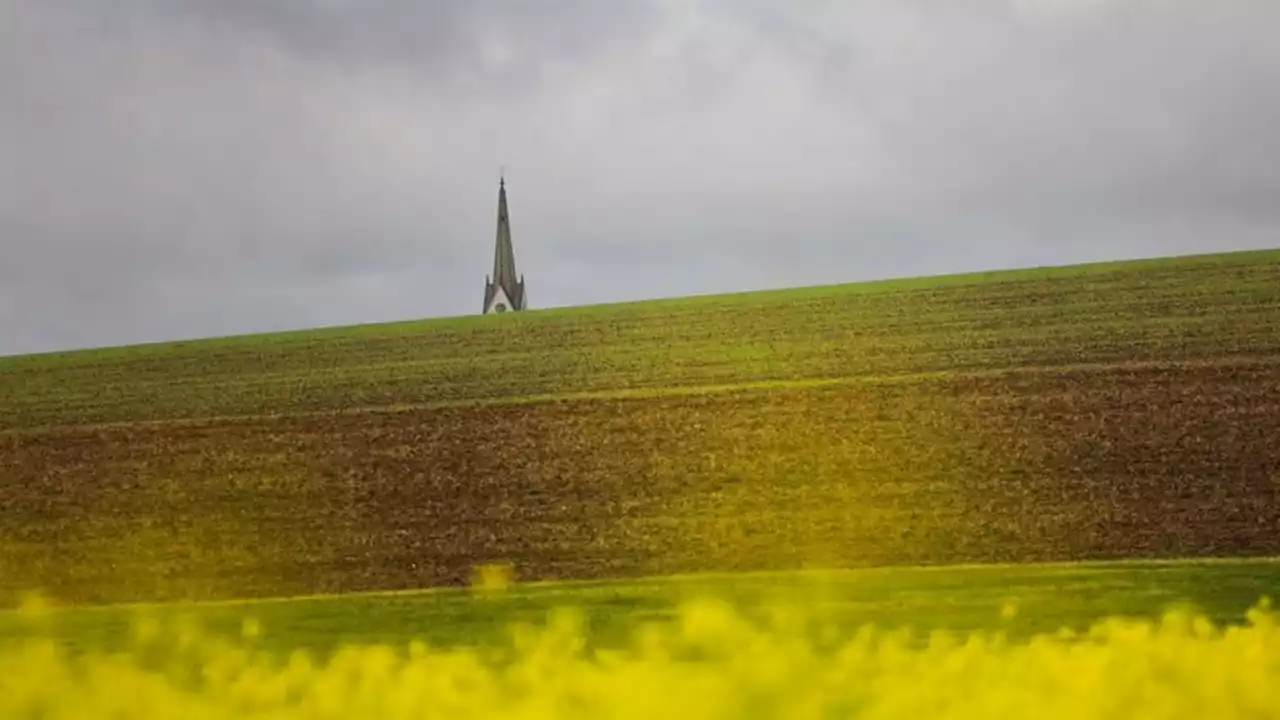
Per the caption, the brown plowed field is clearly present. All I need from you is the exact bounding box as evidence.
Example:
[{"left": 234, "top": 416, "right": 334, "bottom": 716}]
[{"left": 1, "top": 250, "right": 1279, "bottom": 604}]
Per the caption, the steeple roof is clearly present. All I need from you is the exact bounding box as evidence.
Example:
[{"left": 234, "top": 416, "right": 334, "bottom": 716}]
[
  {"left": 483, "top": 176, "right": 526, "bottom": 312},
  {"left": 492, "top": 177, "right": 518, "bottom": 290}
]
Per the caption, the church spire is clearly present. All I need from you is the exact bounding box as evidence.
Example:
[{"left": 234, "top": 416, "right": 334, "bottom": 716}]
[{"left": 483, "top": 174, "right": 526, "bottom": 313}]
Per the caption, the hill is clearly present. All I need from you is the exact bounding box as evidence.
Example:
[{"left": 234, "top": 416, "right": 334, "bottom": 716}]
[{"left": 2, "top": 248, "right": 1279, "bottom": 605}]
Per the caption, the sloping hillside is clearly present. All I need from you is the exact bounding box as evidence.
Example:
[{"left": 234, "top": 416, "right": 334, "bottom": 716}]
[{"left": 2, "top": 249, "right": 1279, "bottom": 604}]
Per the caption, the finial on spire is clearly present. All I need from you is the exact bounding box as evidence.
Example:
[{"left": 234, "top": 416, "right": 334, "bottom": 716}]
[{"left": 499, "top": 165, "right": 505, "bottom": 187}]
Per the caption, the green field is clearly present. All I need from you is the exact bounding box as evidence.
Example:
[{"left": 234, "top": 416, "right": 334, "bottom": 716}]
[
  {"left": 5, "top": 562, "right": 1280, "bottom": 718},
  {"left": 4, "top": 558, "right": 1280, "bottom": 718},
  {"left": 2, "top": 248, "right": 1280, "bottom": 606},
  {"left": 5, "top": 559, "right": 1279, "bottom": 661},
  {"left": 4, "top": 249, "right": 1280, "bottom": 716}
]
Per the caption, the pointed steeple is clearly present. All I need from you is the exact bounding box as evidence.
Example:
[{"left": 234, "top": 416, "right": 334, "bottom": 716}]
[{"left": 483, "top": 174, "right": 526, "bottom": 313}]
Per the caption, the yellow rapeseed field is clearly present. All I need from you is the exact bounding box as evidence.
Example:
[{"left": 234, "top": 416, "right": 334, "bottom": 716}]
[{"left": 3, "top": 595, "right": 1279, "bottom": 719}]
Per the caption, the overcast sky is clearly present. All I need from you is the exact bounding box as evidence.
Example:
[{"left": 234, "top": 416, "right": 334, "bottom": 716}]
[{"left": 3, "top": 0, "right": 1279, "bottom": 355}]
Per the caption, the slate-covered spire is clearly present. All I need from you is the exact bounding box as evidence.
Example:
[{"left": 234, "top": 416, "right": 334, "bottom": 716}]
[{"left": 483, "top": 175, "right": 526, "bottom": 313}]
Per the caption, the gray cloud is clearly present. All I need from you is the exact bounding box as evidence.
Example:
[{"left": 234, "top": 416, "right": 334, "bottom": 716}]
[{"left": 3, "top": 0, "right": 1279, "bottom": 355}]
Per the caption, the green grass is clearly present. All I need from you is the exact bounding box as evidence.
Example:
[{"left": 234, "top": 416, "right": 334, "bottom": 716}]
[
  {"left": 8, "top": 564, "right": 1280, "bottom": 718},
  {"left": 5, "top": 559, "right": 1279, "bottom": 661},
  {"left": 2, "top": 248, "right": 1276, "bottom": 430}
]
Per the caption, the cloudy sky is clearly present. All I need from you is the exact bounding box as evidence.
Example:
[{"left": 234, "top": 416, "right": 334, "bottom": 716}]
[{"left": 3, "top": 0, "right": 1279, "bottom": 355}]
